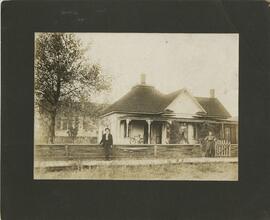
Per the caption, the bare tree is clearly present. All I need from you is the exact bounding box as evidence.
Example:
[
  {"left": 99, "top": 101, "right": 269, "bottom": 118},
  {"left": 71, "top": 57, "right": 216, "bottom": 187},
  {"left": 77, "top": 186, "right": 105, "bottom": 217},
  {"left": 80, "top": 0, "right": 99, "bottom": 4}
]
[{"left": 35, "top": 33, "right": 110, "bottom": 143}]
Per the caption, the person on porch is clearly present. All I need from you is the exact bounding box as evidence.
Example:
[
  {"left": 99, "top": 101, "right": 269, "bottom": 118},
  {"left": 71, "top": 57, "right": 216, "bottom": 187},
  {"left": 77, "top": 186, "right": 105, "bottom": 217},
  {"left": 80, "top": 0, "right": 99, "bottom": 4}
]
[
  {"left": 100, "top": 128, "right": 113, "bottom": 160},
  {"left": 179, "top": 124, "right": 189, "bottom": 144},
  {"left": 204, "top": 131, "right": 217, "bottom": 157}
]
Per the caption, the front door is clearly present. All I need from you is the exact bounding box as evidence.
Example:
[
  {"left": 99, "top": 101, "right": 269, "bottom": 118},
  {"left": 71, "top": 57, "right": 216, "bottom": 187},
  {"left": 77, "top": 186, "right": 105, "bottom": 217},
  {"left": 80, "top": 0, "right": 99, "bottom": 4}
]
[{"left": 151, "top": 122, "right": 162, "bottom": 144}]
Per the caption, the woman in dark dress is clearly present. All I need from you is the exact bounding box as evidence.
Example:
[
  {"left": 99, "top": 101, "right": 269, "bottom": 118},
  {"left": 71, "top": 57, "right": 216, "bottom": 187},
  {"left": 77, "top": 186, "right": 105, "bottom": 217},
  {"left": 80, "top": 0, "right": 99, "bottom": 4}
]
[{"left": 204, "top": 131, "right": 216, "bottom": 157}]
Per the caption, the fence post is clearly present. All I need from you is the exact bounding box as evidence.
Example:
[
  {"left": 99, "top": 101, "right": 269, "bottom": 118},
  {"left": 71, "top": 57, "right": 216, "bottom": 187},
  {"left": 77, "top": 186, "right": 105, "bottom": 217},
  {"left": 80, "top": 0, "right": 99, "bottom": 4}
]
[
  {"left": 154, "top": 145, "right": 157, "bottom": 157},
  {"left": 216, "top": 141, "right": 218, "bottom": 157},
  {"left": 46, "top": 146, "right": 50, "bottom": 157},
  {"left": 218, "top": 140, "right": 220, "bottom": 157},
  {"left": 65, "top": 145, "right": 69, "bottom": 157},
  {"left": 227, "top": 140, "right": 229, "bottom": 156},
  {"left": 220, "top": 140, "right": 222, "bottom": 157},
  {"left": 228, "top": 141, "right": 231, "bottom": 157},
  {"left": 216, "top": 140, "right": 219, "bottom": 157},
  {"left": 214, "top": 141, "right": 217, "bottom": 157},
  {"left": 219, "top": 140, "right": 221, "bottom": 157},
  {"left": 225, "top": 141, "right": 227, "bottom": 157},
  {"left": 224, "top": 140, "right": 226, "bottom": 156}
]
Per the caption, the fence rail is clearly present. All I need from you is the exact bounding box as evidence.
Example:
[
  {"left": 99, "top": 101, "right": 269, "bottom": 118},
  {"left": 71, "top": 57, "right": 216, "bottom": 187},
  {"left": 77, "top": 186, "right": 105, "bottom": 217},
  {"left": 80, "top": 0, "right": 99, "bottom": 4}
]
[
  {"left": 35, "top": 142, "right": 238, "bottom": 162},
  {"left": 35, "top": 144, "right": 202, "bottom": 161}
]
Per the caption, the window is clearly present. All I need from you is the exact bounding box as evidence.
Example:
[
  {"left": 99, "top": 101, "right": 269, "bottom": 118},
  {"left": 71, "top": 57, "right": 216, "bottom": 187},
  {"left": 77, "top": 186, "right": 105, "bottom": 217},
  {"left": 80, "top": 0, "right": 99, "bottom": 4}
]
[
  {"left": 74, "top": 117, "right": 80, "bottom": 127},
  {"left": 62, "top": 119, "right": 68, "bottom": 130},
  {"left": 193, "top": 124, "right": 197, "bottom": 139},
  {"left": 225, "top": 127, "right": 231, "bottom": 142},
  {"left": 56, "top": 118, "right": 61, "bottom": 130},
  {"left": 120, "top": 121, "right": 126, "bottom": 138},
  {"left": 68, "top": 119, "right": 74, "bottom": 129},
  {"left": 83, "top": 118, "right": 89, "bottom": 130}
]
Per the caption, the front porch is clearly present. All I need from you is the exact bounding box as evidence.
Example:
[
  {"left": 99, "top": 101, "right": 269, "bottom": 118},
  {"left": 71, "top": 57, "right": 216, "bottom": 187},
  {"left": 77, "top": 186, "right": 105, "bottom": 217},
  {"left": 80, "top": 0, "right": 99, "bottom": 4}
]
[
  {"left": 119, "top": 119, "right": 165, "bottom": 144},
  {"left": 114, "top": 116, "right": 238, "bottom": 145}
]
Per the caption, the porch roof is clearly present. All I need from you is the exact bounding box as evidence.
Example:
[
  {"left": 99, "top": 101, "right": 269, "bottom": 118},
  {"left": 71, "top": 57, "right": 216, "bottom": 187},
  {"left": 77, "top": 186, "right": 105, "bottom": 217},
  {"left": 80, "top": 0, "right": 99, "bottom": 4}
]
[{"left": 118, "top": 115, "right": 238, "bottom": 125}]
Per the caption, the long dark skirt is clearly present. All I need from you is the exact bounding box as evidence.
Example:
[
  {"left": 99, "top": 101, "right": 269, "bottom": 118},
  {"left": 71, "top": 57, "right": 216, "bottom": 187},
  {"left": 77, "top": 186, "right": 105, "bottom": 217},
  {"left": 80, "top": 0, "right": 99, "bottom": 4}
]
[
  {"left": 205, "top": 141, "right": 215, "bottom": 157},
  {"left": 103, "top": 143, "right": 113, "bottom": 160}
]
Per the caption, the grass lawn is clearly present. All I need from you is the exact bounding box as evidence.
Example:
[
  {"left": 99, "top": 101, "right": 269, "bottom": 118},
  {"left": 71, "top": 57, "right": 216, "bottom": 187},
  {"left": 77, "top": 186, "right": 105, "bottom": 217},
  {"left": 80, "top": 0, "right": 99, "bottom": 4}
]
[{"left": 35, "top": 161, "right": 238, "bottom": 181}]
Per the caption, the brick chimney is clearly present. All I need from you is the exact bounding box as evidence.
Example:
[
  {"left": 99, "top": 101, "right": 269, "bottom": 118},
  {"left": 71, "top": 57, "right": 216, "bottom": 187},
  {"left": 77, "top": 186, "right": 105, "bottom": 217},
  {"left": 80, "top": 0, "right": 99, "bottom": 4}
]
[
  {"left": 140, "top": 73, "right": 146, "bottom": 85},
  {"left": 210, "top": 89, "right": 215, "bottom": 98}
]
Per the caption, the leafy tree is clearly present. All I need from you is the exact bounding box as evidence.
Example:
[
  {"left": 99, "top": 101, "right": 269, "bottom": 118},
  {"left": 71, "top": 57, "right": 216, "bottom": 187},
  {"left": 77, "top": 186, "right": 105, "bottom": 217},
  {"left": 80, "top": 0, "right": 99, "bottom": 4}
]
[
  {"left": 35, "top": 33, "right": 110, "bottom": 143},
  {"left": 197, "top": 121, "right": 221, "bottom": 141},
  {"left": 168, "top": 122, "right": 189, "bottom": 144}
]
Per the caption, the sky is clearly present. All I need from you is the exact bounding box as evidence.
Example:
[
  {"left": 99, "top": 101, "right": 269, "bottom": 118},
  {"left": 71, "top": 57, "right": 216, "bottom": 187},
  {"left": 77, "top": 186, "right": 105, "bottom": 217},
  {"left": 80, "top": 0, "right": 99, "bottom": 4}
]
[{"left": 76, "top": 33, "right": 238, "bottom": 117}]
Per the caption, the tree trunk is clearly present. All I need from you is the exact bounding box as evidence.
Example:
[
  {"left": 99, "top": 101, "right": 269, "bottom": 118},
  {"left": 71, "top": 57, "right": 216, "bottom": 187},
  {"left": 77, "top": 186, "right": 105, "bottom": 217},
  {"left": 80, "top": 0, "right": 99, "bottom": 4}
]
[{"left": 49, "top": 111, "right": 56, "bottom": 143}]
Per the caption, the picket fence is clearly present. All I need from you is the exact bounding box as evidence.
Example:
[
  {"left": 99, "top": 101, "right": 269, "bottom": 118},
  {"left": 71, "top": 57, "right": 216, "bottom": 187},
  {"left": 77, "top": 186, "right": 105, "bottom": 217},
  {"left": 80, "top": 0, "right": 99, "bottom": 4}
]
[{"left": 214, "top": 140, "right": 231, "bottom": 157}]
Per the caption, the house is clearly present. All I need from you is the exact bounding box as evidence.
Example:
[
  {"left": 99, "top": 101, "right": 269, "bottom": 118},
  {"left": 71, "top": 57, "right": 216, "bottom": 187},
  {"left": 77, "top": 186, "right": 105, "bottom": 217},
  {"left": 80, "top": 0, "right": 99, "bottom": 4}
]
[
  {"left": 35, "top": 102, "right": 107, "bottom": 144},
  {"left": 99, "top": 74, "right": 238, "bottom": 145}
]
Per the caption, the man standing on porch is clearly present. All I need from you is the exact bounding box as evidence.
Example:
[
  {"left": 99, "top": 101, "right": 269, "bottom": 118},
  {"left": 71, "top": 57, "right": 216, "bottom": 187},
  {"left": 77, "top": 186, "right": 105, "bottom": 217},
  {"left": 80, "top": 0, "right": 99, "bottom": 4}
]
[{"left": 100, "top": 128, "right": 113, "bottom": 160}]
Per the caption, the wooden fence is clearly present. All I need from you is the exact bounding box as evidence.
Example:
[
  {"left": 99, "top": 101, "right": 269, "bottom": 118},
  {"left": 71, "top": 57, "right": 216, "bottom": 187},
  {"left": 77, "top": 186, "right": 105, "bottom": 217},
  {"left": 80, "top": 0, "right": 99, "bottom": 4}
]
[
  {"left": 35, "top": 144, "right": 203, "bottom": 161},
  {"left": 214, "top": 140, "right": 231, "bottom": 157},
  {"left": 35, "top": 142, "right": 238, "bottom": 162},
  {"left": 231, "top": 144, "right": 238, "bottom": 157}
]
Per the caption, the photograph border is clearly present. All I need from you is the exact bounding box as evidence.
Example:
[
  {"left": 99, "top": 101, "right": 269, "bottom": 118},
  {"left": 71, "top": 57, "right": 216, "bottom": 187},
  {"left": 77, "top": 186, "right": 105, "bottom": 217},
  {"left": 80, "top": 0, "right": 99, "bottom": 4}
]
[{"left": 2, "top": 1, "right": 270, "bottom": 219}]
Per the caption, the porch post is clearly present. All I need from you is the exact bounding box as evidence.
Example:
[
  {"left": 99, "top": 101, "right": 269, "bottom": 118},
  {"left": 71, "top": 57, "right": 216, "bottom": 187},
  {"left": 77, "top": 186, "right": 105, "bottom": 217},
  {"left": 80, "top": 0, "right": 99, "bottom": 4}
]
[
  {"left": 126, "top": 119, "right": 130, "bottom": 137},
  {"left": 167, "top": 120, "right": 172, "bottom": 144},
  {"left": 195, "top": 123, "right": 198, "bottom": 140},
  {"left": 116, "top": 119, "right": 120, "bottom": 144},
  {"left": 221, "top": 123, "right": 224, "bottom": 139},
  {"left": 147, "top": 120, "right": 152, "bottom": 144},
  {"left": 161, "top": 122, "right": 167, "bottom": 144}
]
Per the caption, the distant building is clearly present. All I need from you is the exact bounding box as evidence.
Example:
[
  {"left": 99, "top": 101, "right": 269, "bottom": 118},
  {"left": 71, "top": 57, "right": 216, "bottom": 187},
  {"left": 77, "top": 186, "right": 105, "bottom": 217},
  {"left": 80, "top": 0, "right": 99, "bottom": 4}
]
[
  {"left": 35, "top": 102, "right": 107, "bottom": 144},
  {"left": 99, "top": 74, "right": 238, "bottom": 145}
]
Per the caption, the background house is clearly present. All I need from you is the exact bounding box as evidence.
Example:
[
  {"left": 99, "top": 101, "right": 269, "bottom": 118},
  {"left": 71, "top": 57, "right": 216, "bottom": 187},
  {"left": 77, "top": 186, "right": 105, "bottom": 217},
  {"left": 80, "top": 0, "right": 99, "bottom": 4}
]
[
  {"left": 99, "top": 74, "right": 238, "bottom": 145},
  {"left": 35, "top": 102, "right": 107, "bottom": 144}
]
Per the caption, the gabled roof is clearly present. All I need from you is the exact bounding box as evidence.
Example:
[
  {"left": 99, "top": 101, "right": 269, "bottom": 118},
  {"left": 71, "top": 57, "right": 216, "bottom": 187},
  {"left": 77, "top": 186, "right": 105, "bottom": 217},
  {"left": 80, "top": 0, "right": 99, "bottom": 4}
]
[
  {"left": 101, "top": 84, "right": 231, "bottom": 118},
  {"left": 165, "top": 88, "right": 207, "bottom": 114},
  {"left": 101, "top": 85, "right": 177, "bottom": 115},
  {"left": 195, "top": 97, "right": 231, "bottom": 118}
]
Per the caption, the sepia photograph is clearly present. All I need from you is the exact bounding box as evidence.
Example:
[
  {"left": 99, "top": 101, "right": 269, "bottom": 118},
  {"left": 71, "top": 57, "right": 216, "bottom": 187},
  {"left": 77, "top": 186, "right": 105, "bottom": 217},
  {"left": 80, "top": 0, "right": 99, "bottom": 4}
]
[
  {"left": 34, "top": 33, "right": 238, "bottom": 180},
  {"left": 4, "top": 1, "right": 270, "bottom": 219}
]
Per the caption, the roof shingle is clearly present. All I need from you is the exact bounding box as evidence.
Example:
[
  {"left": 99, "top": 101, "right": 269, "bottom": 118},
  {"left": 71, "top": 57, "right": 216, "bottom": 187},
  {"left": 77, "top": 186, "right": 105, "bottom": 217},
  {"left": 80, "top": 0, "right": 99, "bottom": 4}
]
[
  {"left": 102, "top": 85, "right": 231, "bottom": 118},
  {"left": 195, "top": 97, "right": 231, "bottom": 118}
]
